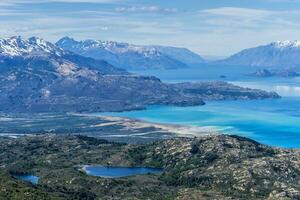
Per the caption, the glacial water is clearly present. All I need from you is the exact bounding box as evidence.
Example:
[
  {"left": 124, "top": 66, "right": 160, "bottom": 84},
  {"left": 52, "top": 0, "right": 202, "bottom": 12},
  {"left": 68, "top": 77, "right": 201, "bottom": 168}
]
[
  {"left": 100, "top": 97, "right": 300, "bottom": 148},
  {"left": 101, "top": 67, "right": 300, "bottom": 148},
  {"left": 83, "top": 166, "right": 162, "bottom": 178}
]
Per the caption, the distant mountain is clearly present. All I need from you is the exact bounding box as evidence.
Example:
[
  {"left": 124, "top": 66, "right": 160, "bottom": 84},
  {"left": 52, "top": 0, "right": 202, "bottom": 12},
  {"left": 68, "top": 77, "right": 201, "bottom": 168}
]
[
  {"left": 150, "top": 45, "right": 205, "bottom": 66},
  {"left": 0, "top": 36, "right": 62, "bottom": 57},
  {"left": 0, "top": 36, "right": 279, "bottom": 113},
  {"left": 0, "top": 36, "right": 204, "bottom": 112},
  {"left": 218, "top": 41, "right": 300, "bottom": 68},
  {"left": 0, "top": 36, "right": 126, "bottom": 75},
  {"left": 248, "top": 69, "right": 300, "bottom": 78},
  {"left": 56, "top": 37, "right": 205, "bottom": 70}
]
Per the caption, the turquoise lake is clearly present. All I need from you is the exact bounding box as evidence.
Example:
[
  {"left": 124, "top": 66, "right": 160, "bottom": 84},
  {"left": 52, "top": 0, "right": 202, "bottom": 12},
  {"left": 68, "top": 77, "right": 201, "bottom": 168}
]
[
  {"left": 97, "top": 67, "right": 300, "bottom": 149},
  {"left": 83, "top": 166, "right": 162, "bottom": 178},
  {"left": 99, "top": 97, "right": 300, "bottom": 148}
]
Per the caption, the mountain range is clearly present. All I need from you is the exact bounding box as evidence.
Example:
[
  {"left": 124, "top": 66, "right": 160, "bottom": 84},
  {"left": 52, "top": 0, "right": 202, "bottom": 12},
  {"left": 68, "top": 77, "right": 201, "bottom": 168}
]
[
  {"left": 0, "top": 36, "right": 279, "bottom": 113},
  {"left": 56, "top": 37, "right": 205, "bottom": 70},
  {"left": 55, "top": 37, "right": 300, "bottom": 71},
  {"left": 218, "top": 40, "right": 300, "bottom": 68},
  {"left": 0, "top": 36, "right": 207, "bottom": 112}
]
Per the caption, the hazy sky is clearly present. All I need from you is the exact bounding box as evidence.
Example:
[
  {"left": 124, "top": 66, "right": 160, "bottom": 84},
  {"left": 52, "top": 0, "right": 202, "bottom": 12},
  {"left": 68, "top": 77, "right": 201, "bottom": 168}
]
[{"left": 1, "top": 0, "right": 300, "bottom": 56}]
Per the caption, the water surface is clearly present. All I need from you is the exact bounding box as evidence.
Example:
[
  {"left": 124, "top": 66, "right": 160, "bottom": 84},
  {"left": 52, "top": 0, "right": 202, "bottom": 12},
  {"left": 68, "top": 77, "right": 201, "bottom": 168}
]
[
  {"left": 83, "top": 166, "right": 162, "bottom": 178},
  {"left": 13, "top": 174, "right": 39, "bottom": 184},
  {"left": 125, "top": 66, "right": 300, "bottom": 148},
  {"left": 98, "top": 97, "right": 300, "bottom": 148}
]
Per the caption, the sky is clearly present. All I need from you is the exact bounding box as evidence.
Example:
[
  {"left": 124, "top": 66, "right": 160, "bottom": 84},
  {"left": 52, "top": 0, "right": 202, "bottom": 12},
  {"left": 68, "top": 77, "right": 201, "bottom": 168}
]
[{"left": 1, "top": 0, "right": 300, "bottom": 57}]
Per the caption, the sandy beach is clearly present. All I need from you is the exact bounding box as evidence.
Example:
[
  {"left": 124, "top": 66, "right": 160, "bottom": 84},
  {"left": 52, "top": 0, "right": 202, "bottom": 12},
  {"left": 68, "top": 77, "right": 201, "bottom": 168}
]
[{"left": 73, "top": 113, "right": 219, "bottom": 138}]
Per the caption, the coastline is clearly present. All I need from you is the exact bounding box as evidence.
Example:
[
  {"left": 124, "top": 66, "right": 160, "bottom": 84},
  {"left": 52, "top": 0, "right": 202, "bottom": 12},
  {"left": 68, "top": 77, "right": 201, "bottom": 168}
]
[{"left": 72, "top": 112, "right": 220, "bottom": 138}]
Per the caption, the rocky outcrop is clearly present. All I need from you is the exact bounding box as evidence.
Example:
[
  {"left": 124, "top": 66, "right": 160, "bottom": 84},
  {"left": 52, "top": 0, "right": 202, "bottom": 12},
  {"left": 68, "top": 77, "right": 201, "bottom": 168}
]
[
  {"left": 0, "top": 134, "right": 298, "bottom": 199},
  {"left": 131, "top": 135, "right": 300, "bottom": 199}
]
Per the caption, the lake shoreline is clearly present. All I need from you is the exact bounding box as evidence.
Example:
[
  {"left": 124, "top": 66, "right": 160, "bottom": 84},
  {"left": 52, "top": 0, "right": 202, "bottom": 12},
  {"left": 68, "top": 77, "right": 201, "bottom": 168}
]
[
  {"left": 73, "top": 113, "right": 220, "bottom": 138},
  {"left": 81, "top": 97, "right": 300, "bottom": 149}
]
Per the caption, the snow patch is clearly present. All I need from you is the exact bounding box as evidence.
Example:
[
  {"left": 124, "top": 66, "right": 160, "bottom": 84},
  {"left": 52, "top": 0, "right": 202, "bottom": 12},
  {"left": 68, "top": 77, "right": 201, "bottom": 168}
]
[
  {"left": 0, "top": 36, "right": 63, "bottom": 57},
  {"left": 7, "top": 74, "right": 17, "bottom": 81},
  {"left": 42, "top": 89, "right": 51, "bottom": 98},
  {"left": 273, "top": 40, "right": 300, "bottom": 49}
]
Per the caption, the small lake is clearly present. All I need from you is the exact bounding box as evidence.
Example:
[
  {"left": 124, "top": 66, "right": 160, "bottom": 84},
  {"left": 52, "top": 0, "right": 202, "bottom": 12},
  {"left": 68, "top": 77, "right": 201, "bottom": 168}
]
[
  {"left": 13, "top": 174, "right": 39, "bottom": 185},
  {"left": 83, "top": 166, "right": 163, "bottom": 178}
]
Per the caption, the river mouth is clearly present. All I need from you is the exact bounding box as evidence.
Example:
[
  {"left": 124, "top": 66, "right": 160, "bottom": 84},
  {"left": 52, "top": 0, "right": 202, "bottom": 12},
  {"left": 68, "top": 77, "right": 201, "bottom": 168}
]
[{"left": 82, "top": 165, "right": 163, "bottom": 178}]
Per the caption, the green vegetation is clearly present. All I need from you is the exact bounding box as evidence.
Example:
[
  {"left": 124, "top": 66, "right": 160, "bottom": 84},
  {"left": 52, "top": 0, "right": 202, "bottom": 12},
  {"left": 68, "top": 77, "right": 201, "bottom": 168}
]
[
  {"left": 0, "top": 134, "right": 299, "bottom": 200},
  {"left": 0, "top": 171, "right": 61, "bottom": 200}
]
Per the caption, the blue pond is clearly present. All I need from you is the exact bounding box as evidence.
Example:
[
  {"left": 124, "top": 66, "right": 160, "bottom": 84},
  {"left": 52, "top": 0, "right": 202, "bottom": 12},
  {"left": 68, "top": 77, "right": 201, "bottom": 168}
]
[
  {"left": 83, "top": 166, "right": 163, "bottom": 178},
  {"left": 98, "top": 97, "right": 300, "bottom": 148},
  {"left": 13, "top": 174, "right": 39, "bottom": 185}
]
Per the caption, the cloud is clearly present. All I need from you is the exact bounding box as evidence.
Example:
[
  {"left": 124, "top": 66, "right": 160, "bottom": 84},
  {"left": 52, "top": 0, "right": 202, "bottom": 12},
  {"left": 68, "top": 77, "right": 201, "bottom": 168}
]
[
  {"left": 265, "top": 0, "right": 300, "bottom": 2},
  {"left": 115, "top": 6, "right": 177, "bottom": 14},
  {"left": 2, "top": 1, "right": 300, "bottom": 56},
  {"left": 48, "top": 0, "right": 122, "bottom": 2},
  {"left": 197, "top": 7, "right": 300, "bottom": 30},
  {"left": 200, "top": 7, "right": 274, "bottom": 19},
  {"left": 0, "top": 8, "right": 36, "bottom": 16},
  {"left": 0, "top": 0, "right": 122, "bottom": 6}
]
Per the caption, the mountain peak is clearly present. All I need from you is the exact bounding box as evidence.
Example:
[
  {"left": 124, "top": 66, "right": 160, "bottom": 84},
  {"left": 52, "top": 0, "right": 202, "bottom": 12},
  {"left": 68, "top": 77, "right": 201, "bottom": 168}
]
[
  {"left": 0, "top": 36, "right": 62, "bottom": 57},
  {"left": 57, "top": 36, "right": 78, "bottom": 45},
  {"left": 218, "top": 40, "right": 300, "bottom": 67},
  {"left": 272, "top": 40, "right": 300, "bottom": 49}
]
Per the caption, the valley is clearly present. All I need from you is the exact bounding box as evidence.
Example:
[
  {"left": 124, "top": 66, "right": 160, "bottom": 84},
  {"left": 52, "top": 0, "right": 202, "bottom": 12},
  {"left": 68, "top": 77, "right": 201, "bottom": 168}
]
[
  {"left": 2, "top": 0, "right": 300, "bottom": 199},
  {"left": 0, "top": 36, "right": 299, "bottom": 200}
]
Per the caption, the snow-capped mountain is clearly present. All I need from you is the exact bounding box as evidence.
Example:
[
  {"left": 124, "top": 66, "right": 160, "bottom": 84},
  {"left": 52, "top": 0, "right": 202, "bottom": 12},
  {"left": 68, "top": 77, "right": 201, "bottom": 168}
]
[
  {"left": 0, "top": 36, "right": 63, "bottom": 57},
  {"left": 0, "top": 36, "right": 125, "bottom": 75},
  {"left": 0, "top": 36, "right": 204, "bottom": 112},
  {"left": 151, "top": 45, "right": 205, "bottom": 66},
  {"left": 0, "top": 36, "right": 128, "bottom": 112},
  {"left": 56, "top": 37, "right": 204, "bottom": 70},
  {"left": 0, "top": 36, "right": 275, "bottom": 113},
  {"left": 218, "top": 41, "right": 300, "bottom": 68}
]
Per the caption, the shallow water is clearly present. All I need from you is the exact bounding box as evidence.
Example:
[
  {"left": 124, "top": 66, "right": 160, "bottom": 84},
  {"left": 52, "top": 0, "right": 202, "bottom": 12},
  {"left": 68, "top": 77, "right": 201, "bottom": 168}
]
[
  {"left": 83, "top": 166, "right": 162, "bottom": 178},
  {"left": 98, "top": 97, "right": 300, "bottom": 148}
]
